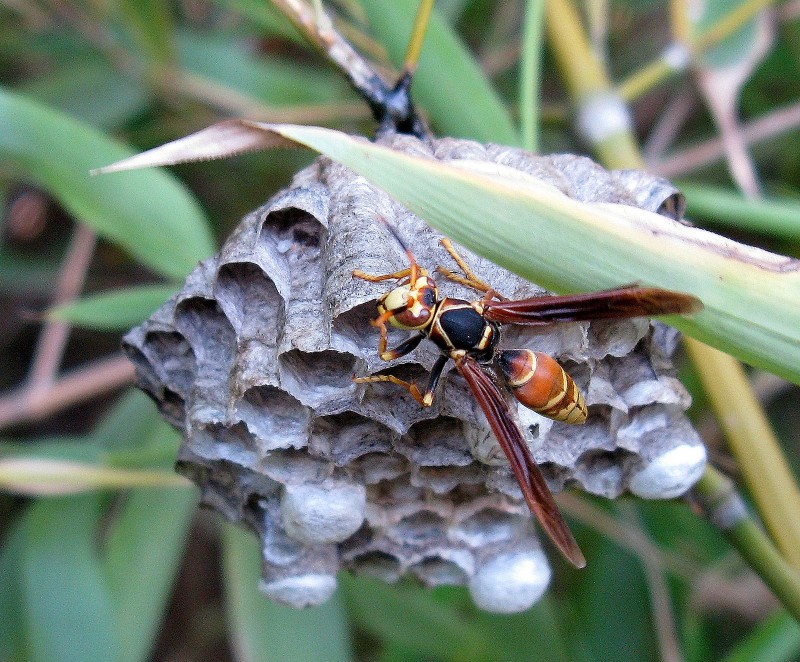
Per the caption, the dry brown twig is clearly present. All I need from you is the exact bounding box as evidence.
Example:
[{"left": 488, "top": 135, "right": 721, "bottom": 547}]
[
  {"left": 651, "top": 99, "right": 800, "bottom": 177},
  {"left": 618, "top": 503, "right": 685, "bottom": 662},
  {"left": 0, "top": 224, "right": 134, "bottom": 430},
  {"left": 0, "top": 356, "right": 135, "bottom": 429}
]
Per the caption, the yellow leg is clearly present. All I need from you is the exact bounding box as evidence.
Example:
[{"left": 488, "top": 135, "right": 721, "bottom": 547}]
[
  {"left": 437, "top": 238, "right": 504, "bottom": 299},
  {"left": 352, "top": 267, "right": 412, "bottom": 283},
  {"left": 353, "top": 374, "right": 431, "bottom": 407},
  {"left": 367, "top": 312, "right": 394, "bottom": 359}
]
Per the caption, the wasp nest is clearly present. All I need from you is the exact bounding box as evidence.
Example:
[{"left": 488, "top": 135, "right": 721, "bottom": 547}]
[{"left": 123, "top": 135, "right": 706, "bottom": 613}]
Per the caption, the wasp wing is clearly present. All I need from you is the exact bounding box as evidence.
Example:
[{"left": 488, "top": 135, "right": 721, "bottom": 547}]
[
  {"left": 455, "top": 355, "right": 586, "bottom": 568},
  {"left": 483, "top": 286, "right": 701, "bottom": 325}
]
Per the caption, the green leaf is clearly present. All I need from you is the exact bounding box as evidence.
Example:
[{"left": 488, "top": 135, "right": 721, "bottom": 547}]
[
  {"left": 20, "top": 496, "right": 120, "bottom": 661},
  {"left": 97, "top": 121, "right": 800, "bottom": 384},
  {"left": 0, "top": 520, "right": 27, "bottom": 661},
  {"left": 340, "top": 574, "right": 488, "bottom": 661},
  {"left": 116, "top": 0, "right": 176, "bottom": 65},
  {"left": 722, "top": 609, "right": 800, "bottom": 662},
  {"left": 361, "top": 0, "right": 518, "bottom": 144},
  {"left": 17, "top": 57, "right": 151, "bottom": 130},
  {"left": 103, "top": 486, "right": 196, "bottom": 662},
  {"left": 0, "top": 87, "right": 214, "bottom": 279},
  {"left": 222, "top": 523, "right": 352, "bottom": 662},
  {"left": 210, "top": 0, "right": 305, "bottom": 42},
  {"left": 681, "top": 183, "right": 800, "bottom": 240},
  {"left": 264, "top": 124, "right": 800, "bottom": 385},
  {"left": 471, "top": 595, "right": 571, "bottom": 662},
  {"left": 573, "top": 538, "right": 655, "bottom": 662},
  {"left": 177, "top": 30, "right": 353, "bottom": 106},
  {"left": 0, "top": 437, "right": 100, "bottom": 463},
  {"left": 694, "top": 0, "right": 764, "bottom": 69},
  {"left": 91, "top": 390, "right": 169, "bottom": 452},
  {"left": 49, "top": 284, "right": 178, "bottom": 330}
]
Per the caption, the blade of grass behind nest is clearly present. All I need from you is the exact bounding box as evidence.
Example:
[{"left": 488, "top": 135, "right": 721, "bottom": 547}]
[
  {"left": 0, "top": 517, "right": 29, "bottom": 659},
  {"left": 573, "top": 538, "right": 657, "bottom": 662},
  {"left": 0, "top": 87, "right": 214, "bottom": 279},
  {"left": 98, "top": 391, "right": 196, "bottom": 662},
  {"left": 49, "top": 284, "right": 179, "bottom": 331},
  {"left": 340, "top": 574, "right": 489, "bottom": 662},
  {"left": 20, "top": 495, "right": 120, "bottom": 661},
  {"left": 260, "top": 123, "right": 800, "bottom": 386},
  {"left": 222, "top": 523, "right": 352, "bottom": 662},
  {"left": 722, "top": 609, "right": 800, "bottom": 662},
  {"left": 680, "top": 182, "right": 800, "bottom": 240},
  {"left": 520, "top": 0, "right": 546, "bottom": 152},
  {"left": 95, "top": 121, "right": 800, "bottom": 384},
  {"left": 104, "top": 487, "right": 196, "bottom": 662},
  {"left": 361, "top": 0, "right": 518, "bottom": 144}
]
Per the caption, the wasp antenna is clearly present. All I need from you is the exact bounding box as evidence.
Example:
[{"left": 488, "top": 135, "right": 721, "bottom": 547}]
[{"left": 374, "top": 216, "right": 421, "bottom": 283}]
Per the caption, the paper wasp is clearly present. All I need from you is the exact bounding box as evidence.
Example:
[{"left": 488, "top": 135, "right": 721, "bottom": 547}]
[{"left": 354, "top": 226, "right": 702, "bottom": 568}]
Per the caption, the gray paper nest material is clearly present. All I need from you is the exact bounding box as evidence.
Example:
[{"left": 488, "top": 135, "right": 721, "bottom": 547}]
[{"left": 123, "top": 134, "right": 706, "bottom": 612}]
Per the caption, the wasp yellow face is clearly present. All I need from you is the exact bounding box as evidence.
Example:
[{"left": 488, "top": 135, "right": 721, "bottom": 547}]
[{"left": 378, "top": 275, "right": 439, "bottom": 330}]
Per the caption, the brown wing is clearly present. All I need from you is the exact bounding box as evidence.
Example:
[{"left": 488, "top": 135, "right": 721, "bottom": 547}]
[
  {"left": 483, "top": 286, "right": 701, "bottom": 325},
  {"left": 455, "top": 355, "right": 586, "bottom": 568}
]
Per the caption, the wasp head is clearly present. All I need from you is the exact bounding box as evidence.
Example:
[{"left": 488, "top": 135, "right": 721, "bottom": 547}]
[{"left": 377, "top": 273, "right": 439, "bottom": 331}]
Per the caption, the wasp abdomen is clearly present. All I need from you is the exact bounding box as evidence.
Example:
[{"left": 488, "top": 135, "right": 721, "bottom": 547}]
[{"left": 498, "top": 349, "right": 587, "bottom": 424}]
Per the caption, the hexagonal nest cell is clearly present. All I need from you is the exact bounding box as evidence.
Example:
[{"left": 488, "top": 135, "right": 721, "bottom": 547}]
[{"left": 123, "top": 134, "right": 706, "bottom": 612}]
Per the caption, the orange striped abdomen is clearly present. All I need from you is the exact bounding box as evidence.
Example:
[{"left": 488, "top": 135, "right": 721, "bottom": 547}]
[{"left": 497, "top": 349, "right": 587, "bottom": 424}]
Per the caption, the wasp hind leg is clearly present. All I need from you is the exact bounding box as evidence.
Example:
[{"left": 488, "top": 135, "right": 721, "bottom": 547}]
[{"left": 436, "top": 238, "right": 506, "bottom": 301}]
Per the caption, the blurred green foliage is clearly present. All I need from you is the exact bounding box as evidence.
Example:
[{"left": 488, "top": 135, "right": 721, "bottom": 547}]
[{"left": 1, "top": 0, "right": 799, "bottom": 660}]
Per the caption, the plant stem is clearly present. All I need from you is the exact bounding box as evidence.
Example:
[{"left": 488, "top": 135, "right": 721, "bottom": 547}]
[
  {"left": 685, "top": 340, "right": 800, "bottom": 568},
  {"left": 694, "top": 0, "right": 775, "bottom": 52},
  {"left": 520, "top": 0, "right": 545, "bottom": 152},
  {"left": 402, "top": 0, "right": 435, "bottom": 76},
  {"left": 544, "top": 0, "right": 642, "bottom": 169},
  {"left": 618, "top": 0, "right": 773, "bottom": 103},
  {"left": 618, "top": 57, "right": 676, "bottom": 102},
  {"left": 693, "top": 467, "right": 800, "bottom": 622}
]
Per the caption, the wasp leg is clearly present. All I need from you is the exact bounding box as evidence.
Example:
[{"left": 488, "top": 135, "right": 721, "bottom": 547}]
[
  {"left": 354, "top": 353, "right": 448, "bottom": 407},
  {"left": 436, "top": 238, "right": 507, "bottom": 301},
  {"left": 379, "top": 333, "right": 425, "bottom": 361},
  {"left": 422, "top": 355, "right": 449, "bottom": 406},
  {"left": 354, "top": 374, "right": 428, "bottom": 406},
  {"left": 352, "top": 267, "right": 412, "bottom": 283}
]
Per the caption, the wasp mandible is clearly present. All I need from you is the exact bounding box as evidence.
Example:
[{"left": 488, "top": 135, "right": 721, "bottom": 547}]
[{"left": 354, "top": 226, "right": 702, "bottom": 568}]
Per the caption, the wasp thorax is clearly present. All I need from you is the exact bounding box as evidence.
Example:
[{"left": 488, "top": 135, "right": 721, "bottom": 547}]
[{"left": 379, "top": 275, "right": 438, "bottom": 330}]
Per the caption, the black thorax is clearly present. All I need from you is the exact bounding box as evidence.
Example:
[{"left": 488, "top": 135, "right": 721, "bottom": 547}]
[{"left": 427, "top": 298, "right": 499, "bottom": 361}]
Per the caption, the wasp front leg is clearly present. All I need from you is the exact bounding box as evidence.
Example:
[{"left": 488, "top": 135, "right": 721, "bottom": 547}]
[
  {"left": 354, "top": 354, "right": 448, "bottom": 407},
  {"left": 366, "top": 314, "right": 423, "bottom": 361}
]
